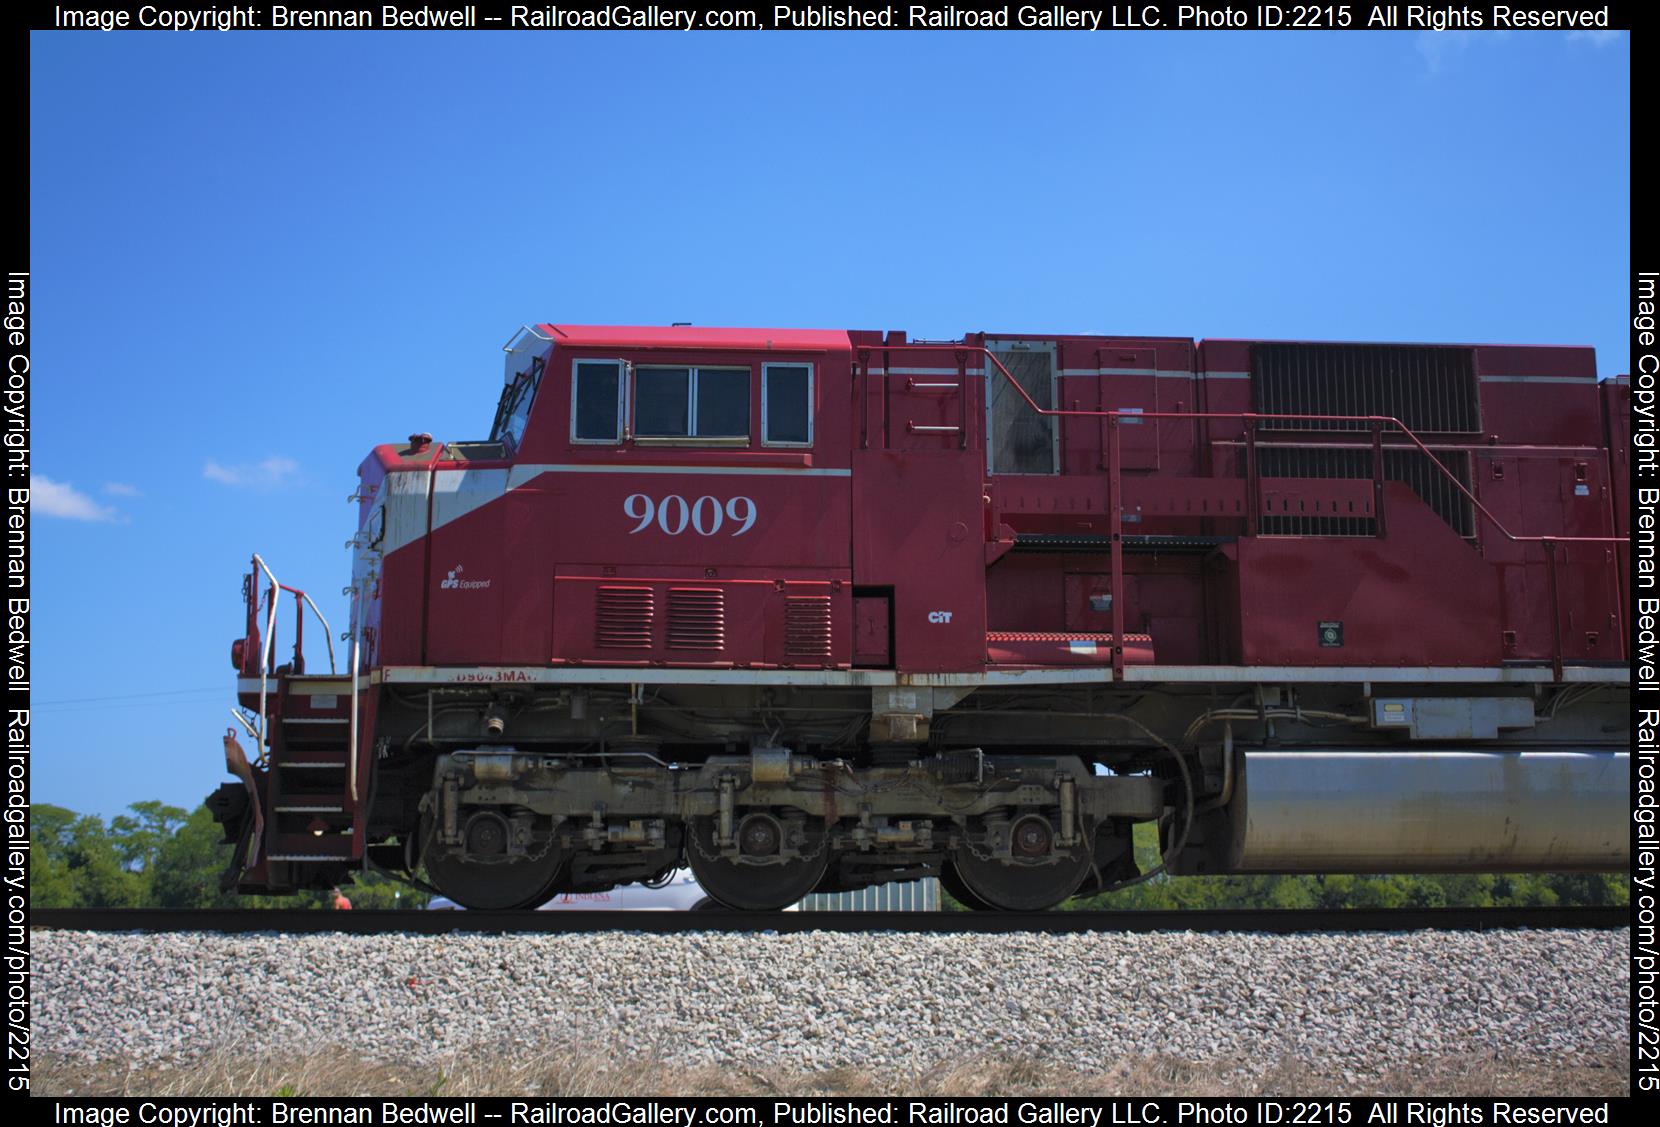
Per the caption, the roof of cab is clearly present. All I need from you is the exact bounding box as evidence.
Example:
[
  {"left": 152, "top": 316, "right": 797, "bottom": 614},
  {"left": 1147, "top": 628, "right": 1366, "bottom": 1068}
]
[{"left": 537, "top": 324, "right": 851, "bottom": 352}]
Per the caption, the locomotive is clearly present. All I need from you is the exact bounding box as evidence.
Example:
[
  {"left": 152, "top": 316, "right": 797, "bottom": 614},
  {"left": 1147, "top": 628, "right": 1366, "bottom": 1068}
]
[{"left": 210, "top": 324, "right": 1633, "bottom": 911}]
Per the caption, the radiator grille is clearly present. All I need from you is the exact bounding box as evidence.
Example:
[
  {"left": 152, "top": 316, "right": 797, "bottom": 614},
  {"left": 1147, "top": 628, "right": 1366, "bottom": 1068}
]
[
  {"left": 1257, "top": 446, "right": 1475, "bottom": 538},
  {"left": 595, "top": 585, "right": 654, "bottom": 649},
  {"left": 1252, "top": 343, "right": 1480, "bottom": 434},
  {"left": 667, "top": 587, "right": 725, "bottom": 651},
  {"left": 784, "top": 595, "right": 834, "bottom": 661}
]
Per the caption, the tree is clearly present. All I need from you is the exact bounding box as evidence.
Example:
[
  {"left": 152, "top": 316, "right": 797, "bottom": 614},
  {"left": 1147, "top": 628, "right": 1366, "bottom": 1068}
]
[
  {"left": 29, "top": 804, "right": 145, "bottom": 907},
  {"left": 108, "top": 800, "right": 189, "bottom": 875}
]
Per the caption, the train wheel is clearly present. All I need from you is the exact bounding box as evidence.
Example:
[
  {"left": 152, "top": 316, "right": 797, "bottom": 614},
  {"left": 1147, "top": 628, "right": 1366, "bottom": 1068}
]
[
  {"left": 939, "top": 860, "right": 997, "bottom": 912},
  {"left": 949, "top": 813, "right": 1093, "bottom": 912},
  {"left": 686, "top": 813, "right": 829, "bottom": 911},
  {"left": 420, "top": 811, "right": 565, "bottom": 911}
]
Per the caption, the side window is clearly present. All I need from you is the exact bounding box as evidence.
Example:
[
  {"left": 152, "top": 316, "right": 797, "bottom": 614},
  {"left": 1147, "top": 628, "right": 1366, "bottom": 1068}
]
[
  {"left": 572, "top": 360, "right": 624, "bottom": 444},
  {"left": 635, "top": 366, "right": 751, "bottom": 441},
  {"left": 762, "top": 364, "right": 812, "bottom": 446},
  {"left": 694, "top": 369, "right": 749, "bottom": 438},
  {"left": 635, "top": 367, "right": 690, "bottom": 436}
]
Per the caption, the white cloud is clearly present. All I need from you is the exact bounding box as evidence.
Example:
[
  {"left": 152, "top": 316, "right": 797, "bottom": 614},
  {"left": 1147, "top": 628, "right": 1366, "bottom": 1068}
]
[
  {"left": 203, "top": 456, "right": 300, "bottom": 488},
  {"left": 30, "top": 475, "right": 118, "bottom": 522},
  {"left": 1416, "top": 31, "right": 1476, "bottom": 73},
  {"left": 1566, "top": 31, "right": 1622, "bottom": 47},
  {"left": 103, "top": 482, "right": 142, "bottom": 497}
]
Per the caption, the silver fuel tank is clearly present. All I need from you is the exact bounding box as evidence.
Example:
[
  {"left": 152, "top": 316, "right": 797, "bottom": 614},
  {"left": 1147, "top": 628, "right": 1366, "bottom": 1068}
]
[{"left": 1212, "top": 749, "right": 1629, "bottom": 873}]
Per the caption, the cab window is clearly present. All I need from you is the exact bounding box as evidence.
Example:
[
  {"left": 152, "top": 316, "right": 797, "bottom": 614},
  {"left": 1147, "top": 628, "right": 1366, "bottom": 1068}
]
[
  {"left": 762, "top": 363, "right": 812, "bottom": 446},
  {"left": 636, "top": 366, "right": 750, "bottom": 441},
  {"left": 571, "top": 360, "right": 624, "bottom": 443}
]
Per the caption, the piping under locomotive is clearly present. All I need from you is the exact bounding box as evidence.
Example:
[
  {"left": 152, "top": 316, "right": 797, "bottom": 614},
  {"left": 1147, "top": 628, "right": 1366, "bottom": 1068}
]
[{"left": 210, "top": 325, "right": 1632, "bottom": 911}]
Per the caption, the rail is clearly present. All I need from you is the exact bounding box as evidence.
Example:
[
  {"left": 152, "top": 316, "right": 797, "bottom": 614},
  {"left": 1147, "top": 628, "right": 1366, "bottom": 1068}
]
[
  {"left": 856, "top": 344, "right": 1626, "bottom": 679},
  {"left": 28, "top": 905, "right": 1628, "bottom": 935},
  {"left": 247, "top": 554, "right": 337, "bottom": 753}
]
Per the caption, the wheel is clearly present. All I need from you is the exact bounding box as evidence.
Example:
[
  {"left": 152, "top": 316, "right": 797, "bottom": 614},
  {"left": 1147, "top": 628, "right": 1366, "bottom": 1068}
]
[
  {"left": 419, "top": 810, "right": 565, "bottom": 911},
  {"left": 685, "top": 813, "right": 829, "bottom": 911},
  {"left": 949, "top": 812, "right": 1093, "bottom": 912},
  {"left": 939, "top": 859, "right": 998, "bottom": 912}
]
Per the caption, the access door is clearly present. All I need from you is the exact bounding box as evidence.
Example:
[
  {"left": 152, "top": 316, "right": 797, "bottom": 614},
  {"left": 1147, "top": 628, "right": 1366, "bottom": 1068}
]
[{"left": 986, "top": 339, "right": 1057, "bottom": 474}]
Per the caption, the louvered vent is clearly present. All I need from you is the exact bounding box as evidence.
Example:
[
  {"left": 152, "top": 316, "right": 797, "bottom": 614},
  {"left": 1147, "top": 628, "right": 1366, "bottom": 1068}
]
[
  {"left": 1257, "top": 446, "right": 1475, "bottom": 539},
  {"left": 667, "top": 587, "right": 725, "bottom": 651},
  {"left": 784, "top": 595, "right": 834, "bottom": 661},
  {"left": 595, "top": 585, "right": 654, "bottom": 649},
  {"left": 1252, "top": 343, "right": 1480, "bottom": 434}
]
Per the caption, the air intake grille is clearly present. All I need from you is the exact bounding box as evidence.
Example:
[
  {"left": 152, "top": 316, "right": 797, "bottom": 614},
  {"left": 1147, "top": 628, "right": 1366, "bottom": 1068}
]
[
  {"left": 667, "top": 587, "right": 725, "bottom": 651},
  {"left": 1252, "top": 343, "right": 1480, "bottom": 434},
  {"left": 784, "top": 596, "right": 833, "bottom": 661},
  {"left": 595, "top": 585, "right": 653, "bottom": 649},
  {"left": 1258, "top": 446, "right": 1475, "bottom": 538}
]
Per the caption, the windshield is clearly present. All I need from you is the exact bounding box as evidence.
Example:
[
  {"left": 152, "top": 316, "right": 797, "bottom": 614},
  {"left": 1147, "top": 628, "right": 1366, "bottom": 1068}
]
[{"left": 491, "top": 328, "right": 553, "bottom": 448}]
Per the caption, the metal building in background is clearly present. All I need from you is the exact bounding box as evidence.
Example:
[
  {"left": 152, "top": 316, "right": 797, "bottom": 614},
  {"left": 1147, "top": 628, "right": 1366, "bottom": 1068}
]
[{"left": 801, "top": 878, "right": 940, "bottom": 912}]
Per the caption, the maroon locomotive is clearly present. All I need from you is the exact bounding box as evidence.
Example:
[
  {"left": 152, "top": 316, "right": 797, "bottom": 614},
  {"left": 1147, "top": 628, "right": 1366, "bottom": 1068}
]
[{"left": 211, "top": 325, "right": 1632, "bottom": 911}]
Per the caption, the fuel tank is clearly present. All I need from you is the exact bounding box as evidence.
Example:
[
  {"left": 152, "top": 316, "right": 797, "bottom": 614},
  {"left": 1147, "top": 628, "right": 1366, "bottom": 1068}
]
[{"left": 1211, "top": 749, "right": 1629, "bottom": 873}]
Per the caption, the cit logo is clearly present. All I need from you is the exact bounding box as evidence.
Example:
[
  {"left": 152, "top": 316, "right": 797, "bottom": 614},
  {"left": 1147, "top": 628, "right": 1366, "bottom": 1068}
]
[{"left": 928, "top": 610, "right": 954, "bottom": 624}]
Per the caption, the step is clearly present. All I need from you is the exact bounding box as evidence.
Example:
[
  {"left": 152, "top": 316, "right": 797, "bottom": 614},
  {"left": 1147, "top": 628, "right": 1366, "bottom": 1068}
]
[
  {"left": 277, "top": 748, "right": 350, "bottom": 768},
  {"left": 272, "top": 803, "right": 347, "bottom": 814},
  {"left": 271, "top": 832, "right": 356, "bottom": 862}
]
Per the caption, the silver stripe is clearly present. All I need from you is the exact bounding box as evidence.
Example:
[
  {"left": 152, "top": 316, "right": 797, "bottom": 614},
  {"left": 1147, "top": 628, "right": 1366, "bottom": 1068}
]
[
  {"left": 432, "top": 468, "right": 508, "bottom": 535},
  {"left": 1059, "top": 368, "right": 1196, "bottom": 379},
  {"left": 376, "top": 664, "right": 1627, "bottom": 688},
  {"left": 508, "top": 463, "right": 851, "bottom": 489},
  {"left": 865, "top": 367, "right": 984, "bottom": 377},
  {"left": 1122, "top": 665, "right": 1626, "bottom": 685},
  {"left": 1201, "top": 370, "right": 1252, "bottom": 380},
  {"left": 1478, "top": 375, "right": 1594, "bottom": 384}
]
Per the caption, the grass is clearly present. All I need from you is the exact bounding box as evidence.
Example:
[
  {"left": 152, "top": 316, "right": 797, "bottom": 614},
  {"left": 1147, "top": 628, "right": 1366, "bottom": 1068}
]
[{"left": 31, "top": 1048, "right": 1629, "bottom": 1098}]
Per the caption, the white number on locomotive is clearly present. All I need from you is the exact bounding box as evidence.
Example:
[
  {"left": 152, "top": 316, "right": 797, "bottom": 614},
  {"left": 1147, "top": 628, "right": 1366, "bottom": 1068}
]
[{"left": 623, "top": 493, "right": 757, "bottom": 537}]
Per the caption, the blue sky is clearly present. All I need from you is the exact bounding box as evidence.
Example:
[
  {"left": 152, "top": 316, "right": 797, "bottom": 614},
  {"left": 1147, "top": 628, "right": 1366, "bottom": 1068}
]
[{"left": 29, "top": 30, "right": 1630, "bottom": 819}]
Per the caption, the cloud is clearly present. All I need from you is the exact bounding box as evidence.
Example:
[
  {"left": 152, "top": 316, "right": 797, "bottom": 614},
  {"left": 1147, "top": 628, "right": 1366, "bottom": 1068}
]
[
  {"left": 103, "top": 482, "right": 141, "bottom": 497},
  {"left": 203, "top": 456, "right": 300, "bottom": 489},
  {"left": 30, "top": 475, "right": 118, "bottom": 522},
  {"left": 1416, "top": 31, "right": 1477, "bottom": 73},
  {"left": 1566, "top": 31, "right": 1622, "bottom": 47}
]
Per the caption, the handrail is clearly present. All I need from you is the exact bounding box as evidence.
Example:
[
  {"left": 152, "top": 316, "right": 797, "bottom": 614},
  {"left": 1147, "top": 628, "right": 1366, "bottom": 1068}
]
[
  {"left": 347, "top": 577, "right": 362, "bottom": 804},
  {"left": 250, "top": 553, "right": 340, "bottom": 756},
  {"left": 277, "top": 583, "right": 337, "bottom": 675},
  {"left": 252, "top": 555, "right": 281, "bottom": 752},
  {"left": 861, "top": 343, "right": 1624, "bottom": 547}
]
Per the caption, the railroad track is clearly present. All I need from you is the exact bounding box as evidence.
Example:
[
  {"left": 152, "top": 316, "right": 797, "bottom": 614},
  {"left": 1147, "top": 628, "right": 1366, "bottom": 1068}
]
[{"left": 30, "top": 905, "right": 1628, "bottom": 934}]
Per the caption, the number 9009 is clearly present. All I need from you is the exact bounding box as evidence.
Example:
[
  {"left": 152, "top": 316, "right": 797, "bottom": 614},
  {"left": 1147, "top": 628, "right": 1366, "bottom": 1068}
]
[{"left": 623, "top": 493, "right": 757, "bottom": 537}]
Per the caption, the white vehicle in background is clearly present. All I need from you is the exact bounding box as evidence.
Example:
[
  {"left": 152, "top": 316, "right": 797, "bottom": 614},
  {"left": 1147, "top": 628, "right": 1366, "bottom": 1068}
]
[{"left": 426, "top": 868, "right": 761, "bottom": 911}]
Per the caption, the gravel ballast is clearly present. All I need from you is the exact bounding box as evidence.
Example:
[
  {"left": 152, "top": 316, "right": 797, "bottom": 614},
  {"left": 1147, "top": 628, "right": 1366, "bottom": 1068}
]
[{"left": 32, "top": 928, "right": 1626, "bottom": 1079}]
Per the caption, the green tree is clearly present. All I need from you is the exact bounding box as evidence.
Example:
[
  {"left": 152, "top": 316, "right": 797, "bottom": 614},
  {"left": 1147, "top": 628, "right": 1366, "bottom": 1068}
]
[
  {"left": 149, "top": 805, "right": 246, "bottom": 908},
  {"left": 29, "top": 804, "right": 144, "bottom": 907},
  {"left": 109, "top": 800, "right": 189, "bottom": 876}
]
